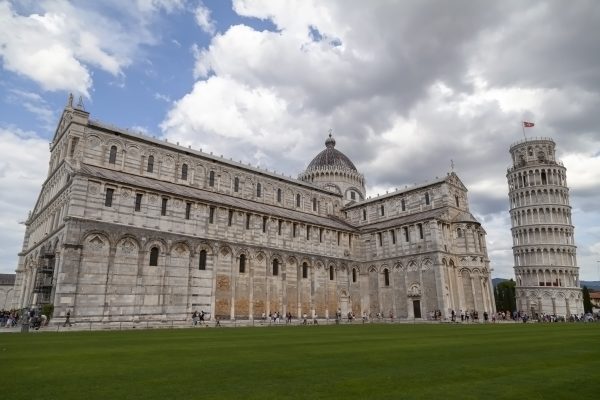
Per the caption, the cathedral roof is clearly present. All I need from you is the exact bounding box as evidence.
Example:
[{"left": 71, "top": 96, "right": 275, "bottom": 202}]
[
  {"left": 306, "top": 134, "right": 357, "bottom": 172},
  {"left": 452, "top": 211, "right": 480, "bottom": 224},
  {"left": 359, "top": 208, "right": 446, "bottom": 232},
  {"left": 79, "top": 164, "right": 354, "bottom": 231},
  {"left": 0, "top": 273, "right": 15, "bottom": 285},
  {"left": 88, "top": 119, "right": 340, "bottom": 197}
]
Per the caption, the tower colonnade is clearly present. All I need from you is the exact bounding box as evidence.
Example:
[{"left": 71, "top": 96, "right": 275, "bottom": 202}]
[{"left": 507, "top": 137, "right": 583, "bottom": 317}]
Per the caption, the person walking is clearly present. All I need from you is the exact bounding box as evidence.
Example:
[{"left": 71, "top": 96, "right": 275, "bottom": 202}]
[{"left": 63, "top": 310, "right": 72, "bottom": 327}]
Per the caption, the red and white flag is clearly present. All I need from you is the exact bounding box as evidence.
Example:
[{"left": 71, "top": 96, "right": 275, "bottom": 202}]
[{"left": 523, "top": 121, "right": 535, "bottom": 128}]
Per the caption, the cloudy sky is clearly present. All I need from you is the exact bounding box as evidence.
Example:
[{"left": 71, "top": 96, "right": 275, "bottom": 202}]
[{"left": 1, "top": 0, "right": 599, "bottom": 280}]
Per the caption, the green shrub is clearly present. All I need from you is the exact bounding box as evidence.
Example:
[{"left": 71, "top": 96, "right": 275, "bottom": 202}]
[{"left": 41, "top": 304, "right": 54, "bottom": 319}]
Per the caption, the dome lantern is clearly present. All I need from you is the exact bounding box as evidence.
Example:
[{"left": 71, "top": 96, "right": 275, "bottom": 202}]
[{"left": 306, "top": 133, "right": 357, "bottom": 173}]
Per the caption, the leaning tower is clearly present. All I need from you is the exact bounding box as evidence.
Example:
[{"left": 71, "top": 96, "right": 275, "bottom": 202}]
[{"left": 507, "top": 137, "right": 583, "bottom": 317}]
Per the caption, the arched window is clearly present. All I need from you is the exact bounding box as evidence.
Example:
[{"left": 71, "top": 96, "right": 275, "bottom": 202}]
[
  {"left": 541, "top": 171, "right": 547, "bottom": 185},
  {"left": 149, "top": 246, "right": 159, "bottom": 266},
  {"left": 199, "top": 250, "right": 207, "bottom": 270},
  {"left": 380, "top": 205, "right": 384, "bottom": 216},
  {"left": 363, "top": 209, "right": 367, "bottom": 220},
  {"left": 272, "top": 259, "right": 279, "bottom": 276},
  {"left": 539, "top": 150, "right": 547, "bottom": 162},
  {"left": 209, "top": 171, "right": 215, "bottom": 187},
  {"left": 161, "top": 198, "right": 168, "bottom": 216},
  {"left": 296, "top": 194, "right": 301, "bottom": 207},
  {"left": 455, "top": 195, "right": 459, "bottom": 207},
  {"left": 257, "top": 183, "right": 262, "bottom": 197},
  {"left": 457, "top": 228, "right": 463, "bottom": 238},
  {"left": 425, "top": 192, "right": 430, "bottom": 205},
  {"left": 401, "top": 199, "right": 406, "bottom": 211},
  {"left": 71, "top": 138, "right": 79, "bottom": 157},
  {"left": 384, "top": 269, "right": 390, "bottom": 286},
  {"left": 239, "top": 254, "right": 246, "bottom": 273},
  {"left": 181, "top": 163, "right": 188, "bottom": 180},
  {"left": 352, "top": 268, "right": 357, "bottom": 283},
  {"left": 108, "top": 145, "right": 117, "bottom": 164},
  {"left": 277, "top": 188, "right": 282, "bottom": 203},
  {"left": 312, "top": 198, "right": 317, "bottom": 211},
  {"left": 302, "top": 262, "right": 308, "bottom": 279},
  {"left": 147, "top": 155, "right": 154, "bottom": 173},
  {"left": 104, "top": 188, "right": 114, "bottom": 207},
  {"left": 234, "top": 177, "right": 239, "bottom": 192},
  {"left": 329, "top": 266, "right": 334, "bottom": 281}
]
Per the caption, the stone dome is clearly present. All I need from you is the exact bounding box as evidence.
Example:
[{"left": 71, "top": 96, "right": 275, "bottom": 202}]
[{"left": 306, "top": 134, "right": 357, "bottom": 172}]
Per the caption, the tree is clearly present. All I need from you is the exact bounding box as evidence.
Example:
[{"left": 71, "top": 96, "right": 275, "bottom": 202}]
[
  {"left": 42, "top": 304, "right": 54, "bottom": 320},
  {"left": 582, "top": 286, "right": 593, "bottom": 314},
  {"left": 494, "top": 279, "right": 516, "bottom": 312}
]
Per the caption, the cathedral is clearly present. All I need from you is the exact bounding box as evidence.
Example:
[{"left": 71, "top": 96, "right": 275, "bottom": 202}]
[{"left": 12, "top": 98, "right": 495, "bottom": 326}]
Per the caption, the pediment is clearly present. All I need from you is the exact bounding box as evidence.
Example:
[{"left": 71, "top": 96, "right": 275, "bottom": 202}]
[{"left": 446, "top": 172, "right": 468, "bottom": 192}]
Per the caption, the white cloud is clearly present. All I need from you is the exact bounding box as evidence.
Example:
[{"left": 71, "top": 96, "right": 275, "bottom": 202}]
[
  {"left": 159, "top": 1, "right": 600, "bottom": 282},
  {"left": 0, "top": 0, "right": 184, "bottom": 97},
  {"left": 562, "top": 153, "right": 600, "bottom": 192},
  {"left": 0, "top": 126, "right": 49, "bottom": 273},
  {"left": 135, "top": 0, "right": 186, "bottom": 14},
  {"left": 0, "top": 1, "right": 597, "bottom": 283},
  {"left": 194, "top": 1, "right": 216, "bottom": 35},
  {"left": 131, "top": 125, "right": 149, "bottom": 134},
  {"left": 478, "top": 212, "right": 515, "bottom": 279},
  {"left": 154, "top": 92, "right": 172, "bottom": 102},
  {"left": 161, "top": 76, "right": 317, "bottom": 166},
  {"left": 0, "top": 2, "right": 110, "bottom": 96},
  {"left": 5, "top": 89, "right": 56, "bottom": 129}
]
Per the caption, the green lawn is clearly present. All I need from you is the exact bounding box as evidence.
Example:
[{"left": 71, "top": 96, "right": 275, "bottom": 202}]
[{"left": 1, "top": 323, "right": 598, "bottom": 399}]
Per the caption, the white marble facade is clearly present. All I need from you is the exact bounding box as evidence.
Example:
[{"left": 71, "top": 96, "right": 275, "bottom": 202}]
[
  {"left": 12, "top": 100, "right": 495, "bottom": 325},
  {"left": 508, "top": 138, "right": 583, "bottom": 316}
]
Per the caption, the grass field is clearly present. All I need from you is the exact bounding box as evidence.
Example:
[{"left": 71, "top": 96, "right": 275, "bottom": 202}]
[{"left": 1, "top": 323, "right": 599, "bottom": 399}]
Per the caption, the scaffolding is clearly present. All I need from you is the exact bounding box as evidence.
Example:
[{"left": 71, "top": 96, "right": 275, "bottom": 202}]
[{"left": 33, "top": 252, "right": 55, "bottom": 305}]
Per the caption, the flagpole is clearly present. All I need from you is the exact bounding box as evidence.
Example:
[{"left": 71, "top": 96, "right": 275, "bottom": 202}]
[{"left": 521, "top": 121, "right": 526, "bottom": 139}]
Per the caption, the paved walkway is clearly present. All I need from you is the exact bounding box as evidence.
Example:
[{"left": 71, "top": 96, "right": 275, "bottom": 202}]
[{"left": 1, "top": 318, "right": 520, "bottom": 333}]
